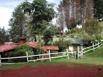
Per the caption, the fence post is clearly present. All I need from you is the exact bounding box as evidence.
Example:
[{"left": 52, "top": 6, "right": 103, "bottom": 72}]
[
  {"left": 92, "top": 43, "right": 95, "bottom": 51},
  {"left": 80, "top": 46, "right": 83, "bottom": 57},
  {"left": 0, "top": 54, "right": 1, "bottom": 66},
  {"left": 48, "top": 50, "right": 51, "bottom": 62},
  {"left": 98, "top": 41, "right": 100, "bottom": 47},
  {"left": 26, "top": 52, "right": 29, "bottom": 62},
  {"left": 101, "top": 41, "right": 102, "bottom": 46},
  {"left": 76, "top": 46, "right": 79, "bottom": 59},
  {"left": 66, "top": 49, "right": 69, "bottom": 60}
]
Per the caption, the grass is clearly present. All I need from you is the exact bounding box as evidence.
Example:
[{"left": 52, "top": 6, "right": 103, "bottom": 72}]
[
  {"left": 0, "top": 57, "right": 68, "bottom": 70},
  {"left": 68, "top": 57, "right": 103, "bottom": 65},
  {"left": 86, "top": 46, "right": 103, "bottom": 57},
  {"left": 68, "top": 46, "right": 103, "bottom": 65}
]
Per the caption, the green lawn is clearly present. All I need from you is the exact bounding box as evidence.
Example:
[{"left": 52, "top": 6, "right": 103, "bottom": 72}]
[
  {"left": 68, "top": 46, "right": 103, "bottom": 65},
  {"left": 0, "top": 57, "right": 68, "bottom": 70},
  {"left": 86, "top": 46, "right": 103, "bottom": 57}
]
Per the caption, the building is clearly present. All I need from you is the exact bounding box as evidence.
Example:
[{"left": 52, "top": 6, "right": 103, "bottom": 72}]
[{"left": 58, "top": 0, "right": 94, "bottom": 29}]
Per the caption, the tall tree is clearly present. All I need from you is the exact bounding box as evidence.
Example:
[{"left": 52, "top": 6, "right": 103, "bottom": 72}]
[
  {"left": 9, "top": 4, "right": 25, "bottom": 42},
  {"left": 31, "top": 0, "right": 55, "bottom": 34},
  {"left": 9, "top": 1, "right": 32, "bottom": 42},
  {"left": 9, "top": 0, "right": 55, "bottom": 42},
  {"left": 43, "top": 24, "right": 59, "bottom": 45},
  {"left": 83, "top": 19, "right": 102, "bottom": 40},
  {"left": 94, "top": 0, "right": 103, "bottom": 19},
  {"left": 58, "top": 0, "right": 94, "bottom": 29}
]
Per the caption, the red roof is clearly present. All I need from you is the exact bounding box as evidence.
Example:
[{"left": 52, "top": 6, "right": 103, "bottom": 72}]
[
  {"left": 0, "top": 44, "right": 17, "bottom": 53},
  {"left": 42, "top": 46, "right": 59, "bottom": 52},
  {"left": 0, "top": 42, "right": 38, "bottom": 53},
  {"left": 0, "top": 42, "right": 58, "bottom": 53},
  {"left": 26, "top": 42, "right": 38, "bottom": 48}
]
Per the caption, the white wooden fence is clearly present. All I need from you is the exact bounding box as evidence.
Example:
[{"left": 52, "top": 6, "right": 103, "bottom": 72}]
[
  {"left": 0, "top": 50, "right": 74, "bottom": 66},
  {"left": 0, "top": 41, "right": 103, "bottom": 66},
  {"left": 77, "top": 41, "right": 103, "bottom": 58}
]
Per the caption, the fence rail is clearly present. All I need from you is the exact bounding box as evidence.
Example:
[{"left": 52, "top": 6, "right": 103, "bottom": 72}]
[
  {"left": 0, "top": 51, "right": 73, "bottom": 65},
  {"left": 83, "top": 41, "right": 103, "bottom": 54},
  {"left": 0, "top": 41, "right": 103, "bottom": 66}
]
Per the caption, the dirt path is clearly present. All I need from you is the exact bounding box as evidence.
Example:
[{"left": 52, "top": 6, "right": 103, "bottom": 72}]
[{"left": 0, "top": 64, "right": 103, "bottom": 77}]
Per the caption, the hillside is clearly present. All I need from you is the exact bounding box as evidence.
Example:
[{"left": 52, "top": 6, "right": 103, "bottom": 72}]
[{"left": 86, "top": 46, "right": 103, "bottom": 58}]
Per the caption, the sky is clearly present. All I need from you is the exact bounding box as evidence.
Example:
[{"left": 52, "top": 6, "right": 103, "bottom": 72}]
[{"left": 0, "top": 0, "right": 61, "bottom": 30}]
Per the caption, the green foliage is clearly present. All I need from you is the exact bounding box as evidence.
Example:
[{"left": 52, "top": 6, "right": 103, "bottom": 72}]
[
  {"left": 31, "top": 0, "right": 55, "bottom": 34},
  {"left": 21, "top": 1, "right": 32, "bottom": 14},
  {"left": 83, "top": 19, "right": 102, "bottom": 40},
  {"left": 9, "top": 45, "right": 33, "bottom": 62},
  {"left": 14, "top": 45, "right": 33, "bottom": 56},
  {"left": 43, "top": 25, "right": 59, "bottom": 45},
  {"left": 0, "top": 28, "right": 9, "bottom": 44},
  {"left": 9, "top": 0, "right": 55, "bottom": 42},
  {"left": 9, "top": 3, "right": 26, "bottom": 42},
  {"left": 86, "top": 46, "right": 103, "bottom": 58},
  {"left": 54, "top": 39, "right": 69, "bottom": 52},
  {"left": 67, "top": 19, "right": 103, "bottom": 41},
  {"left": 33, "top": 48, "right": 42, "bottom": 55},
  {"left": 32, "top": 0, "right": 55, "bottom": 22},
  {"left": 31, "top": 20, "right": 48, "bottom": 34},
  {"left": 94, "top": 0, "right": 103, "bottom": 19}
]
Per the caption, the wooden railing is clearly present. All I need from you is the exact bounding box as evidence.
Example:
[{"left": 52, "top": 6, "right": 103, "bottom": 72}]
[
  {"left": 77, "top": 41, "right": 103, "bottom": 58},
  {"left": 0, "top": 41, "right": 103, "bottom": 66},
  {"left": 0, "top": 50, "right": 74, "bottom": 65}
]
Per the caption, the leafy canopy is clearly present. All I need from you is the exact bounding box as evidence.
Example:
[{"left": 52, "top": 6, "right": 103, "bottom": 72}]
[
  {"left": 94, "top": 0, "right": 103, "bottom": 19},
  {"left": 9, "top": 0, "right": 55, "bottom": 42},
  {"left": 31, "top": 0, "right": 55, "bottom": 34}
]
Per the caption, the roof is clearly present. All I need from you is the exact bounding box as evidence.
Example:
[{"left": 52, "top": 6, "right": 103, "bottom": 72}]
[
  {"left": 0, "top": 42, "right": 58, "bottom": 53},
  {"left": 42, "top": 46, "right": 59, "bottom": 52},
  {"left": 0, "top": 42, "right": 38, "bottom": 53},
  {"left": 26, "top": 42, "right": 38, "bottom": 48},
  {"left": 0, "top": 44, "right": 17, "bottom": 53}
]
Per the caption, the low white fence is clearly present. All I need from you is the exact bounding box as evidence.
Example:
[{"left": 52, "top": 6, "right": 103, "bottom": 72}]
[
  {"left": 77, "top": 41, "right": 103, "bottom": 58},
  {"left": 0, "top": 50, "right": 74, "bottom": 65},
  {"left": 0, "top": 41, "right": 103, "bottom": 66}
]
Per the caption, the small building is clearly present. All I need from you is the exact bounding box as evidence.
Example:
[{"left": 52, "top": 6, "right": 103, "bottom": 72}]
[
  {"left": 0, "top": 36, "right": 59, "bottom": 62},
  {"left": 0, "top": 41, "right": 38, "bottom": 62},
  {"left": 68, "top": 38, "right": 92, "bottom": 52}
]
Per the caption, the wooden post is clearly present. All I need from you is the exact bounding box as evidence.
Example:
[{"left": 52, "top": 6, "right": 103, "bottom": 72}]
[
  {"left": 76, "top": 46, "right": 79, "bottom": 59},
  {"left": 80, "top": 46, "right": 83, "bottom": 57},
  {"left": 26, "top": 52, "right": 29, "bottom": 62},
  {"left": 48, "top": 50, "right": 51, "bottom": 62},
  {"left": 98, "top": 41, "right": 100, "bottom": 47},
  {"left": 92, "top": 43, "right": 95, "bottom": 51},
  {"left": 66, "top": 49, "right": 69, "bottom": 60},
  {"left": 0, "top": 53, "right": 1, "bottom": 66}
]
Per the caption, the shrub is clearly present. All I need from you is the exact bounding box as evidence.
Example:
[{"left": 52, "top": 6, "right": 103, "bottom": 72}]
[
  {"left": 33, "top": 45, "right": 42, "bottom": 55},
  {"left": 43, "top": 30, "right": 54, "bottom": 45},
  {"left": 83, "top": 19, "right": 102, "bottom": 40},
  {"left": 9, "top": 44, "right": 33, "bottom": 62},
  {"left": 54, "top": 39, "right": 69, "bottom": 52}
]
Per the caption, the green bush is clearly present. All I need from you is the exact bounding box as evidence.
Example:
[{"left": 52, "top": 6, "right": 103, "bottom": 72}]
[
  {"left": 32, "top": 48, "right": 42, "bottom": 59},
  {"left": 43, "top": 28, "right": 54, "bottom": 45},
  {"left": 9, "top": 44, "right": 33, "bottom": 62},
  {"left": 33, "top": 48, "right": 42, "bottom": 55},
  {"left": 54, "top": 39, "right": 69, "bottom": 52},
  {"left": 83, "top": 19, "right": 102, "bottom": 40}
]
